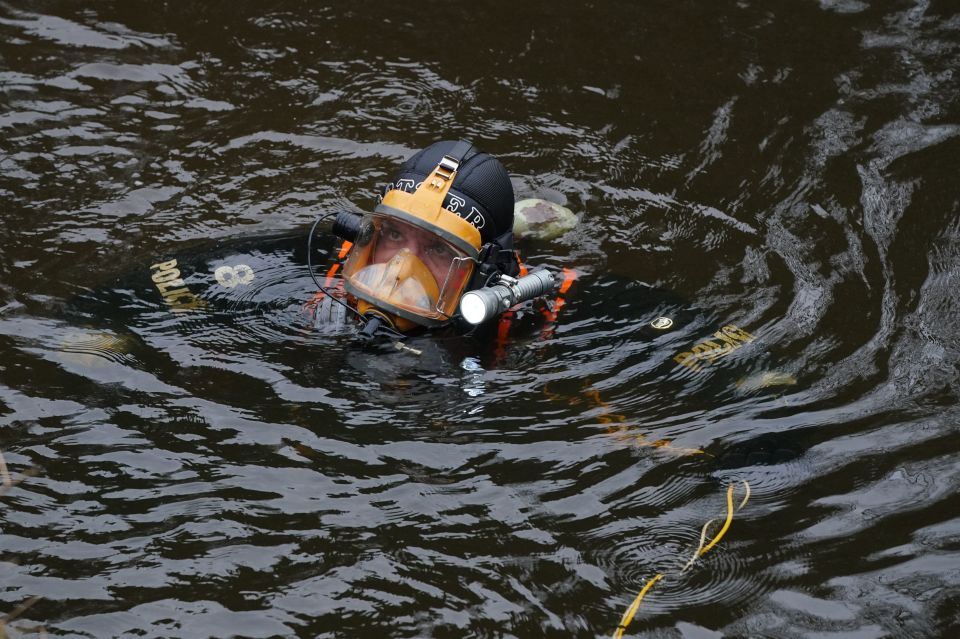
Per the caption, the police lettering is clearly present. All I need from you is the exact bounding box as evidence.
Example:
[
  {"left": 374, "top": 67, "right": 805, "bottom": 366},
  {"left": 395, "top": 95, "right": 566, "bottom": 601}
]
[
  {"left": 673, "top": 325, "right": 756, "bottom": 372},
  {"left": 149, "top": 259, "right": 203, "bottom": 312}
]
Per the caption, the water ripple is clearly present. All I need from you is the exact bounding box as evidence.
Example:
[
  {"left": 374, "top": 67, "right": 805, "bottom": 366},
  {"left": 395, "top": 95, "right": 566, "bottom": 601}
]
[{"left": 3, "top": 1, "right": 960, "bottom": 637}]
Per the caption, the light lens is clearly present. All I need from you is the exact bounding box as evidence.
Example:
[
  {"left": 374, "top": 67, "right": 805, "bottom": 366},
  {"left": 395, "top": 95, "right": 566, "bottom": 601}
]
[{"left": 459, "top": 291, "right": 490, "bottom": 325}]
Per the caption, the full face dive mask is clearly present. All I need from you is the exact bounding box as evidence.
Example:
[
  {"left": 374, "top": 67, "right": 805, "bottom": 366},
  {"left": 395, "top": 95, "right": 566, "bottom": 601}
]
[{"left": 341, "top": 142, "right": 483, "bottom": 332}]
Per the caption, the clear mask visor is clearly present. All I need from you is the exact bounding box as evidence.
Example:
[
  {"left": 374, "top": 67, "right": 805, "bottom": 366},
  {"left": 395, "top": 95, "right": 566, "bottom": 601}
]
[{"left": 342, "top": 213, "right": 475, "bottom": 324}]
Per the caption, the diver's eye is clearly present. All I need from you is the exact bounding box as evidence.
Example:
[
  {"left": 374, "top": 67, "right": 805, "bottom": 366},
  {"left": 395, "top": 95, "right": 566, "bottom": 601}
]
[
  {"left": 426, "top": 242, "right": 454, "bottom": 260},
  {"left": 381, "top": 224, "right": 405, "bottom": 243}
]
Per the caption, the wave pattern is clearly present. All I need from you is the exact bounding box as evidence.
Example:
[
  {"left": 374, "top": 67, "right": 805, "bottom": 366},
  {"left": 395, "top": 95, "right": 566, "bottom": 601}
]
[{"left": 2, "top": 0, "right": 960, "bottom": 636}]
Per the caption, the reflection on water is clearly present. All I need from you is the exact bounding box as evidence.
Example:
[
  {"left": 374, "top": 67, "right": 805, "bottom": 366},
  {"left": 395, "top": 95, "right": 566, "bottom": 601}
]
[{"left": 2, "top": 0, "right": 960, "bottom": 636}]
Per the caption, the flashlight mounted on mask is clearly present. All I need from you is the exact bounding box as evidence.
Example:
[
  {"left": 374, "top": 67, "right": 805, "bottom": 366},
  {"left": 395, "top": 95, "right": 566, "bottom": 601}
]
[
  {"left": 331, "top": 210, "right": 362, "bottom": 243},
  {"left": 459, "top": 270, "right": 556, "bottom": 326}
]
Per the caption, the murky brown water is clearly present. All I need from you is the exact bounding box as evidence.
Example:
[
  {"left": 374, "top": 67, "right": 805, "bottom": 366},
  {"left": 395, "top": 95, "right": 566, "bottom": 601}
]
[{"left": 2, "top": 1, "right": 959, "bottom": 637}]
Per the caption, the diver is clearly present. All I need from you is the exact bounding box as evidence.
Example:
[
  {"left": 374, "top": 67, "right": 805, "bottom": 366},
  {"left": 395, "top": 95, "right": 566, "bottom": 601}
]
[
  {"left": 307, "top": 139, "right": 558, "bottom": 340},
  {"left": 48, "top": 134, "right": 788, "bottom": 406}
]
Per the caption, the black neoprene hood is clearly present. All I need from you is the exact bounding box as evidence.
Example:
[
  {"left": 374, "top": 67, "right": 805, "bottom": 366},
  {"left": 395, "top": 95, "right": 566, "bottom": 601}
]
[{"left": 383, "top": 140, "right": 515, "bottom": 244}]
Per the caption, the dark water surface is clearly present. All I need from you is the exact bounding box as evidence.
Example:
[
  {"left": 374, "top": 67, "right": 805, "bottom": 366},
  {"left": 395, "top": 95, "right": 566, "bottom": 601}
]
[{"left": 2, "top": 1, "right": 960, "bottom": 637}]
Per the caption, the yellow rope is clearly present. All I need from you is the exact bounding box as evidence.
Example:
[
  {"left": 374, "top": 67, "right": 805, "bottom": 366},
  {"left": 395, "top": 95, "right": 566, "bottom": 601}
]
[
  {"left": 681, "top": 518, "right": 716, "bottom": 573},
  {"left": 0, "top": 457, "right": 45, "bottom": 637},
  {"left": 738, "top": 479, "right": 751, "bottom": 510},
  {"left": 611, "top": 574, "right": 662, "bottom": 639},
  {"left": 680, "top": 481, "right": 751, "bottom": 572},
  {"left": 555, "top": 384, "right": 706, "bottom": 456},
  {"left": 0, "top": 450, "right": 10, "bottom": 490},
  {"left": 1, "top": 596, "right": 41, "bottom": 624},
  {"left": 699, "top": 483, "right": 735, "bottom": 556},
  {"left": 0, "top": 452, "right": 38, "bottom": 497},
  {"left": 576, "top": 386, "right": 754, "bottom": 637},
  {"left": 612, "top": 481, "right": 751, "bottom": 637}
]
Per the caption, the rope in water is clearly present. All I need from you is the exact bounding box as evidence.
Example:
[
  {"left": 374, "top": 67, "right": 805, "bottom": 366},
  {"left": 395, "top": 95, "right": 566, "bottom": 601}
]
[
  {"left": 612, "top": 480, "right": 750, "bottom": 639},
  {"left": 541, "top": 382, "right": 753, "bottom": 637}
]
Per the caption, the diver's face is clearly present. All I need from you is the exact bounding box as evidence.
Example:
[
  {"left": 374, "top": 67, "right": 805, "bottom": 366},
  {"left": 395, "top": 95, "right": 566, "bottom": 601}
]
[{"left": 373, "top": 219, "right": 459, "bottom": 286}]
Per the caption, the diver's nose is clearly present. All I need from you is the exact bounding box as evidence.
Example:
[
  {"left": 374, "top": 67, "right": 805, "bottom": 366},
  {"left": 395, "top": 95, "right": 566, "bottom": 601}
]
[{"left": 403, "top": 234, "right": 425, "bottom": 256}]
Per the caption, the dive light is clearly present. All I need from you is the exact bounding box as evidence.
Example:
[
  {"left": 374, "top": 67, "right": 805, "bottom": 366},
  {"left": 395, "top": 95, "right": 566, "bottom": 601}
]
[
  {"left": 459, "top": 269, "right": 556, "bottom": 325},
  {"left": 332, "top": 210, "right": 362, "bottom": 242}
]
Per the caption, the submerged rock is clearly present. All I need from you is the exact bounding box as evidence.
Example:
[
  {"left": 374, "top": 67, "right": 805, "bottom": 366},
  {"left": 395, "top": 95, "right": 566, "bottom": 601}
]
[
  {"left": 735, "top": 371, "right": 798, "bottom": 392},
  {"left": 58, "top": 330, "right": 138, "bottom": 368},
  {"left": 513, "top": 198, "right": 578, "bottom": 240}
]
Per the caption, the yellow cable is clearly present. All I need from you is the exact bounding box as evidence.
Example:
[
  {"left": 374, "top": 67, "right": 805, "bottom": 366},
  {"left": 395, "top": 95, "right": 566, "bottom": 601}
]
[
  {"left": 683, "top": 480, "right": 751, "bottom": 572},
  {"left": 738, "top": 480, "right": 751, "bottom": 510},
  {"left": 612, "top": 573, "right": 662, "bottom": 639},
  {"left": 610, "top": 480, "right": 751, "bottom": 635},
  {"left": 681, "top": 518, "right": 716, "bottom": 573},
  {"left": 699, "top": 484, "right": 734, "bottom": 556},
  {"left": 0, "top": 450, "right": 10, "bottom": 489}
]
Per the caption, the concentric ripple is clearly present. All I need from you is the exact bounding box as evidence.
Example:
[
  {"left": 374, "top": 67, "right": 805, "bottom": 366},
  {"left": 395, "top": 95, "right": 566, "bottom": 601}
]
[{"left": 3, "top": 1, "right": 960, "bottom": 637}]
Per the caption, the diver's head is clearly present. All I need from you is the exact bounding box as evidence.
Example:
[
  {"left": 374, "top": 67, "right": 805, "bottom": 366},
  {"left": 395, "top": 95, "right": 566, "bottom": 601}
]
[{"left": 341, "top": 140, "right": 516, "bottom": 332}]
